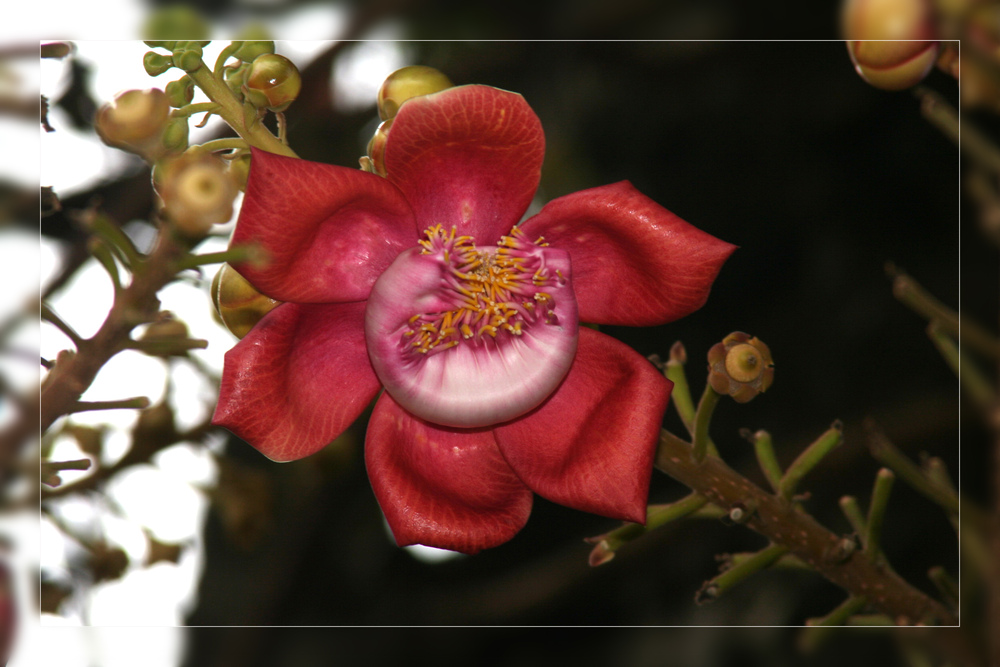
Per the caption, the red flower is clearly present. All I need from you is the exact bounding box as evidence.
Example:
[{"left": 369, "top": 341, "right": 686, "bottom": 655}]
[{"left": 212, "top": 84, "right": 735, "bottom": 553}]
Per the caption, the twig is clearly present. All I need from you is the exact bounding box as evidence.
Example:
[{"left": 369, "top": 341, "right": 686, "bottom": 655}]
[{"left": 655, "top": 429, "right": 956, "bottom": 624}]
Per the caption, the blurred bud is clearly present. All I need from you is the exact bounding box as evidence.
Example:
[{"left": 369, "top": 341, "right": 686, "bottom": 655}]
[
  {"left": 132, "top": 400, "right": 178, "bottom": 451},
  {"left": 95, "top": 88, "right": 171, "bottom": 159},
  {"left": 366, "top": 118, "right": 392, "bottom": 177},
  {"left": 66, "top": 424, "right": 105, "bottom": 458},
  {"left": 143, "top": 51, "right": 173, "bottom": 77},
  {"left": 843, "top": 0, "right": 940, "bottom": 91},
  {"left": 211, "top": 263, "right": 281, "bottom": 338},
  {"left": 140, "top": 311, "right": 190, "bottom": 352},
  {"left": 228, "top": 153, "right": 252, "bottom": 190},
  {"left": 377, "top": 66, "right": 453, "bottom": 121},
  {"left": 233, "top": 40, "right": 275, "bottom": 62},
  {"left": 88, "top": 542, "right": 129, "bottom": 583},
  {"left": 143, "top": 7, "right": 209, "bottom": 41},
  {"left": 243, "top": 54, "right": 302, "bottom": 112},
  {"left": 165, "top": 76, "right": 195, "bottom": 107},
  {"left": 161, "top": 117, "right": 189, "bottom": 153},
  {"left": 707, "top": 332, "right": 774, "bottom": 403},
  {"left": 145, "top": 531, "right": 185, "bottom": 566},
  {"left": 155, "top": 152, "right": 238, "bottom": 236}
]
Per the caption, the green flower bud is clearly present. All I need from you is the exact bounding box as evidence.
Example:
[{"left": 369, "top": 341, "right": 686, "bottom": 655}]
[
  {"left": 366, "top": 118, "right": 391, "bottom": 177},
  {"left": 224, "top": 62, "right": 249, "bottom": 99},
  {"left": 161, "top": 117, "right": 189, "bottom": 152},
  {"left": 173, "top": 48, "right": 204, "bottom": 73},
  {"left": 243, "top": 54, "right": 302, "bottom": 112},
  {"left": 165, "top": 76, "right": 195, "bottom": 107},
  {"left": 227, "top": 153, "right": 251, "bottom": 191},
  {"left": 143, "top": 51, "right": 173, "bottom": 77},
  {"left": 95, "top": 88, "right": 171, "bottom": 159},
  {"left": 155, "top": 152, "right": 238, "bottom": 237},
  {"left": 211, "top": 263, "right": 281, "bottom": 338},
  {"left": 233, "top": 40, "right": 275, "bottom": 63},
  {"left": 707, "top": 332, "right": 774, "bottom": 403},
  {"left": 377, "top": 66, "right": 453, "bottom": 121},
  {"left": 843, "top": 0, "right": 940, "bottom": 91},
  {"left": 139, "top": 311, "right": 190, "bottom": 357}
]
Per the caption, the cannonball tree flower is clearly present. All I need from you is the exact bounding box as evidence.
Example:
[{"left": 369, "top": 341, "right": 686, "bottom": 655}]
[{"left": 212, "top": 84, "right": 736, "bottom": 553}]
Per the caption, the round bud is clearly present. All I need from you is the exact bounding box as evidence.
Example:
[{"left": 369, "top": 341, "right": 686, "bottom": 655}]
[
  {"left": 161, "top": 117, "right": 189, "bottom": 152},
  {"left": 165, "top": 76, "right": 195, "bottom": 107},
  {"left": 143, "top": 51, "right": 173, "bottom": 77},
  {"left": 142, "top": 5, "right": 209, "bottom": 42},
  {"left": 843, "top": 0, "right": 940, "bottom": 91},
  {"left": 140, "top": 312, "right": 190, "bottom": 357},
  {"left": 366, "top": 118, "right": 392, "bottom": 177},
  {"left": 707, "top": 332, "right": 774, "bottom": 403},
  {"left": 243, "top": 54, "right": 302, "bottom": 112},
  {"left": 228, "top": 153, "right": 252, "bottom": 191},
  {"left": 377, "top": 66, "right": 453, "bottom": 120},
  {"left": 211, "top": 263, "right": 281, "bottom": 338},
  {"left": 95, "top": 88, "right": 171, "bottom": 159},
  {"left": 155, "top": 152, "right": 238, "bottom": 237},
  {"left": 173, "top": 48, "right": 204, "bottom": 73}
]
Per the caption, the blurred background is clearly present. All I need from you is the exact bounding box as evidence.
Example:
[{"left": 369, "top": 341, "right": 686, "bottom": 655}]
[{"left": 6, "top": 0, "right": 994, "bottom": 665}]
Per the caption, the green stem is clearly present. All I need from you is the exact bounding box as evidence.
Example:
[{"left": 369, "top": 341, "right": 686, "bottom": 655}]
[
  {"left": 888, "top": 263, "right": 999, "bottom": 360},
  {"left": 214, "top": 42, "right": 241, "bottom": 77},
  {"left": 865, "top": 468, "right": 895, "bottom": 563},
  {"left": 173, "top": 243, "right": 266, "bottom": 271},
  {"left": 863, "top": 419, "right": 959, "bottom": 515},
  {"left": 839, "top": 495, "right": 867, "bottom": 536},
  {"left": 806, "top": 595, "right": 869, "bottom": 626},
  {"left": 199, "top": 138, "right": 250, "bottom": 154},
  {"left": 691, "top": 385, "right": 720, "bottom": 463},
  {"left": 185, "top": 58, "right": 298, "bottom": 158},
  {"left": 664, "top": 341, "right": 696, "bottom": 433},
  {"left": 123, "top": 338, "right": 209, "bottom": 355},
  {"left": 587, "top": 492, "right": 710, "bottom": 565},
  {"left": 89, "top": 214, "right": 143, "bottom": 269},
  {"left": 927, "top": 321, "right": 996, "bottom": 411},
  {"left": 87, "top": 238, "right": 122, "bottom": 292},
  {"left": 172, "top": 102, "right": 221, "bottom": 118},
  {"left": 697, "top": 542, "right": 789, "bottom": 602},
  {"left": 742, "top": 428, "right": 782, "bottom": 493},
  {"left": 779, "top": 421, "right": 843, "bottom": 501}
]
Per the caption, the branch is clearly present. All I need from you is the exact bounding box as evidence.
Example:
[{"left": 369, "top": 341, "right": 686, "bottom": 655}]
[{"left": 654, "top": 429, "right": 956, "bottom": 625}]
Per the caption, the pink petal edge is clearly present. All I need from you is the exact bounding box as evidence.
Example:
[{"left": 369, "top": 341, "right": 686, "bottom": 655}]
[
  {"left": 385, "top": 85, "right": 545, "bottom": 244},
  {"left": 230, "top": 148, "right": 417, "bottom": 304},
  {"left": 521, "top": 181, "right": 737, "bottom": 326},
  {"left": 493, "top": 327, "right": 672, "bottom": 523},
  {"left": 365, "top": 392, "right": 534, "bottom": 554},
  {"left": 213, "top": 301, "right": 381, "bottom": 462}
]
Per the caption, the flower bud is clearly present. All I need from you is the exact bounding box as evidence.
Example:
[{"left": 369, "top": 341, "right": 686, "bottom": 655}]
[
  {"left": 243, "top": 54, "right": 302, "bottom": 112},
  {"left": 843, "top": 0, "right": 940, "bottom": 91},
  {"left": 165, "top": 76, "right": 195, "bottom": 107},
  {"left": 155, "top": 152, "right": 238, "bottom": 236},
  {"left": 228, "top": 153, "right": 252, "bottom": 191},
  {"left": 143, "top": 51, "right": 173, "bottom": 77},
  {"left": 95, "top": 88, "right": 171, "bottom": 159},
  {"left": 139, "top": 311, "right": 190, "bottom": 357},
  {"left": 377, "top": 66, "right": 453, "bottom": 121},
  {"left": 211, "top": 263, "right": 281, "bottom": 338},
  {"left": 142, "top": 5, "right": 209, "bottom": 41},
  {"left": 366, "top": 118, "right": 392, "bottom": 177},
  {"left": 161, "top": 117, "right": 189, "bottom": 152},
  {"left": 707, "top": 332, "right": 774, "bottom": 403}
]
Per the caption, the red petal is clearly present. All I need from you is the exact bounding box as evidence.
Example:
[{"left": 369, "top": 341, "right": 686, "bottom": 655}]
[
  {"left": 493, "top": 327, "right": 671, "bottom": 523},
  {"left": 384, "top": 85, "right": 544, "bottom": 244},
  {"left": 521, "top": 182, "right": 736, "bottom": 326},
  {"left": 365, "top": 393, "right": 533, "bottom": 553},
  {"left": 230, "top": 149, "right": 417, "bottom": 303},
  {"left": 213, "top": 301, "right": 380, "bottom": 462}
]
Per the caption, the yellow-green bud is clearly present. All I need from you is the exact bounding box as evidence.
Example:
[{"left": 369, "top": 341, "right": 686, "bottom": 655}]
[
  {"left": 366, "top": 118, "right": 392, "bottom": 177},
  {"left": 228, "top": 153, "right": 252, "bottom": 191},
  {"left": 95, "top": 88, "right": 171, "bottom": 159},
  {"left": 161, "top": 117, "right": 189, "bottom": 152},
  {"left": 233, "top": 40, "right": 275, "bottom": 62},
  {"left": 243, "top": 54, "right": 302, "bottom": 112},
  {"left": 143, "top": 51, "right": 173, "bottom": 77},
  {"left": 707, "top": 332, "right": 774, "bottom": 403},
  {"left": 173, "top": 48, "right": 204, "bottom": 73},
  {"left": 211, "top": 263, "right": 281, "bottom": 338},
  {"left": 842, "top": 0, "right": 940, "bottom": 91},
  {"left": 224, "top": 62, "right": 249, "bottom": 99},
  {"left": 377, "top": 66, "right": 453, "bottom": 121},
  {"left": 165, "top": 77, "right": 195, "bottom": 107},
  {"left": 155, "top": 152, "right": 238, "bottom": 237},
  {"left": 143, "top": 5, "right": 209, "bottom": 40}
]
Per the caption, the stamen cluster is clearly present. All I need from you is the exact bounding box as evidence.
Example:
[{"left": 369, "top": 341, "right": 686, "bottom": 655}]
[{"left": 403, "top": 225, "right": 564, "bottom": 356}]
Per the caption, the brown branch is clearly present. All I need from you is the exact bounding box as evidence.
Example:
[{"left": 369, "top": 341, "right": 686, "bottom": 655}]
[
  {"left": 39, "top": 230, "right": 186, "bottom": 436},
  {"left": 655, "top": 429, "right": 957, "bottom": 625}
]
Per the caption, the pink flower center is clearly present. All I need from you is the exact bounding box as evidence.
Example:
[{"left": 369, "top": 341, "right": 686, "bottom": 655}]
[{"left": 365, "top": 225, "right": 579, "bottom": 428}]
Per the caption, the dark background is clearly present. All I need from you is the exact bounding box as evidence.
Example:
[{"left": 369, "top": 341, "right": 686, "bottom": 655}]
[{"left": 169, "top": 35, "right": 976, "bottom": 665}]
